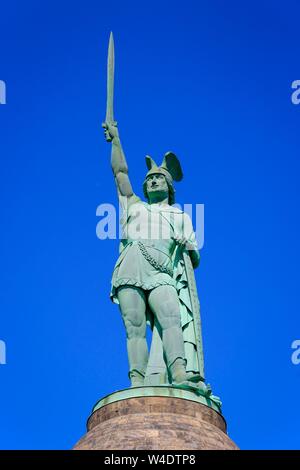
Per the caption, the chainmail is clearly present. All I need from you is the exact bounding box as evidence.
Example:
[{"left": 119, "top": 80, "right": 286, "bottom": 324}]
[{"left": 137, "top": 241, "right": 173, "bottom": 278}]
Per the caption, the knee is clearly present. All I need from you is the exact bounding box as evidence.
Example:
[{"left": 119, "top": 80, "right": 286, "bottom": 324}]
[
  {"left": 157, "top": 304, "right": 181, "bottom": 330},
  {"left": 162, "top": 315, "right": 181, "bottom": 331},
  {"left": 121, "top": 307, "right": 146, "bottom": 338},
  {"left": 125, "top": 321, "right": 145, "bottom": 339}
]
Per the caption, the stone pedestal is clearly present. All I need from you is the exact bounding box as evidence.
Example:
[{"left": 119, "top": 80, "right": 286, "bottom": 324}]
[{"left": 74, "top": 386, "right": 238, "bottom": 450}]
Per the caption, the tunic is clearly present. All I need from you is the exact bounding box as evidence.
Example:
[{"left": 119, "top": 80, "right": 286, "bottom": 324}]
[{"left": 110, "top": 194, "right": 196, "bottom": 302}]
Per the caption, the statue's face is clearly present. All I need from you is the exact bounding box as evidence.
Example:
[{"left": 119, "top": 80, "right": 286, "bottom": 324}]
[{"left": 146, "top": 173, "right": 169, "bottom": 200}]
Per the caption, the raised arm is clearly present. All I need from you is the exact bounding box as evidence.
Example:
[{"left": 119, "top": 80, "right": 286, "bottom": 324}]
[{"left": 103, "top": 123, "right": 134, "bottom": 198}]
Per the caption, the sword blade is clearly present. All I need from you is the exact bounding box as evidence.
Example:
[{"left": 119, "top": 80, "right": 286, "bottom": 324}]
[{"left": 105, "top": 31, "right": 115, "bottom": 124}]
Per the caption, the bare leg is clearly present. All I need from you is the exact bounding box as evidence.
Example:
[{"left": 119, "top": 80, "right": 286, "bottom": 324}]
[
  {"left": 148, "top": 285, "right": 186, "bottom": 384},
  {"left": 117, "top": 286, "right": 148, "bottom": 386}
]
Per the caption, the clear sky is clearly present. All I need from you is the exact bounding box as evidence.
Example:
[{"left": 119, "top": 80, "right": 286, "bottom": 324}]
[{"left": 0, "top": 0, "right": 300, "bottom": 450}]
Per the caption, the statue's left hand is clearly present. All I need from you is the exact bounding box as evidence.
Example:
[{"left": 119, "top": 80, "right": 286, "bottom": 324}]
[{"left": 173, "top": 235, "right": 195, "bottom": 251}]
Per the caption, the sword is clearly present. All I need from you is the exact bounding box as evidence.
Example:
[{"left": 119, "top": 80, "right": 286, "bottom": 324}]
[{"left": 102, "top": 32, "right": 117, "bottom": 141}]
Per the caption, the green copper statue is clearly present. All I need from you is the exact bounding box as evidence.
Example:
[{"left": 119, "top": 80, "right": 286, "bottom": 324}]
[{"left": 102, "top": 33, "right": 211, "bottom": 397}]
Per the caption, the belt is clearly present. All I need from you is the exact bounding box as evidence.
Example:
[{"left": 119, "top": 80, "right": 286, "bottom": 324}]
[{"left": 137, "top": 241, "right": 173, "bottom": 277}]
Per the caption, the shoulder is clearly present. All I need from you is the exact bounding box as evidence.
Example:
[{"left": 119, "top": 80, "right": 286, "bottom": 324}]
[
  {"left": 182, "top": 211, "right": 192, "bottom": 221},
  {"left": 160, "top": 205, "right": 184, "bottom": 214},
  {"left": 128, "top": 194, "right": 142, "bottom": 207},
  {"left": 119, "top": 193, "right": 143, "bottom": 210}
]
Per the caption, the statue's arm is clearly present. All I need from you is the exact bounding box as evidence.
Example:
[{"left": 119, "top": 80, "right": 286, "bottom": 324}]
[
  {"left": 182, "top": 213, "right": 200, "bottom": 269},
  {"left": 103, "top": 123, "right": 134, "bottom": 198},
  {"left": 189, "top": 245, "right": 200, "bottom": 269}
]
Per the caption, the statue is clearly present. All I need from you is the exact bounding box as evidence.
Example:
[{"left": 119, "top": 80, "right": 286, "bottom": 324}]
[{"left": 102, "top": 33, "right": 211, "bottom": 397}]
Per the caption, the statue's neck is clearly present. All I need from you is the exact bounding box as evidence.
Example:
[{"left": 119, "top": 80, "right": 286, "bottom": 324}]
[{"left": 148, "top": 195, "right": 169, "bottom": 206}]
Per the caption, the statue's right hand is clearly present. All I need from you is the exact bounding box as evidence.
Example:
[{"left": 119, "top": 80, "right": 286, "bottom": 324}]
[{"left": 102, "top": 122, "right": 118, "bottom": 142}]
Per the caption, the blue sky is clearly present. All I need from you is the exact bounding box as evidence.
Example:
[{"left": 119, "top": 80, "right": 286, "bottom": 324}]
[{"left": 0, "top": 0, "right": 300, "bottom": 450}]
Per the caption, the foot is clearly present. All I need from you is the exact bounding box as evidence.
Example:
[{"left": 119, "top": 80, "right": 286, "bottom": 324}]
[
  {"left": 129, "top": 370, "right": 145, "bottom": 387},
  {"left": 186, "top": 372, "right": 202, "bottom": 383},
  {"left": 172, "top": 379, "right": 212, "bottom": 397},
  {"left": 170, "top": 358, "right": 187, "bottom": 384},
  {"left": 196, "top": 381, "right": 212, "bottom": 397}
]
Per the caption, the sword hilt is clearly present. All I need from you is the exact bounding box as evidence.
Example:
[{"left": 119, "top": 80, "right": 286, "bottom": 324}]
[{"left": 102, "top": 120, "right": 118, "bottom": 143}]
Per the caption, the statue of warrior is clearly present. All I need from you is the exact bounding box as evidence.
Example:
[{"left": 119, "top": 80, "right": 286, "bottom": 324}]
[{"left": 102, "top": 33, "right": 210, "bottom": 395}]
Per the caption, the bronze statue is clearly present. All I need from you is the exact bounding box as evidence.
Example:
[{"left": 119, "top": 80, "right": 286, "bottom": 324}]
[{"left": 102, "top": 33, "right": 211, "bottom": 396}]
